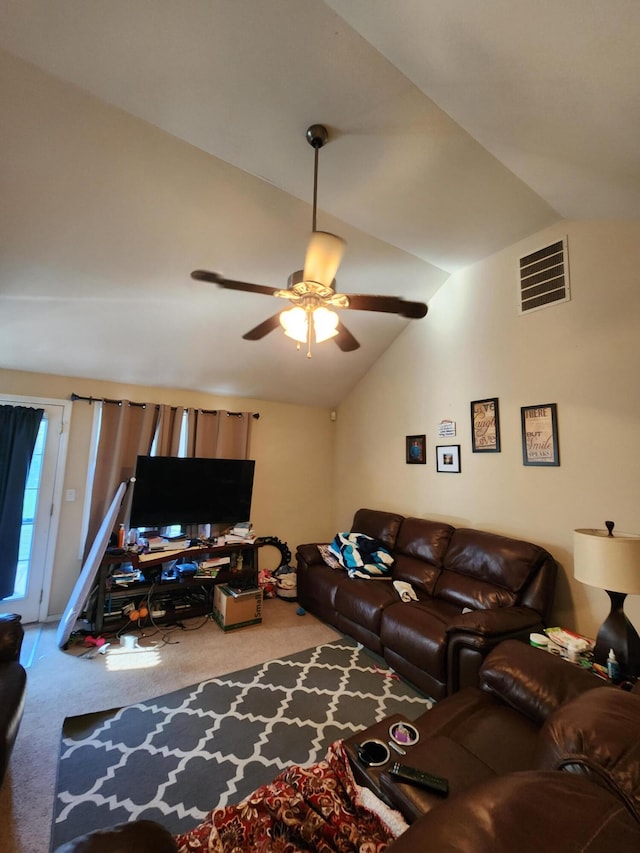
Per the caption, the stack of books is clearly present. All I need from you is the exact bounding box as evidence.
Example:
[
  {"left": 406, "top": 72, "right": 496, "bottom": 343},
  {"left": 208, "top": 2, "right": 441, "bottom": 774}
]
[
  {"left": 145, "top": 535, "right": 169, "bottom": 552},
  {"left": 223, "top": 521, "right": 255, "bottom": 543},
  {"left": 195, "top": 555, "right": 231, "bottom": 578}
]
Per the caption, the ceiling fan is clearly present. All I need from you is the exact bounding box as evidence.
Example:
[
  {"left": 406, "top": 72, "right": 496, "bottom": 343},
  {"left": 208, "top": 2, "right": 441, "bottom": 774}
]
[{"left": 192, "top": 124, "right": 428, "bottom": 357}]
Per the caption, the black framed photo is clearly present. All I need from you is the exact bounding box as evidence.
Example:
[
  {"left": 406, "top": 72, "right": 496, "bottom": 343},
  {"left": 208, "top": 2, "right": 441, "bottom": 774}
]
[
  {"left": 406, "top": 434, "right": 426, "bottom": 464},
  {"left": 470, "top": 398, "right": 501, "bottom": 453},
  {"left": 436, "top": 444, "right": 461, "bottom": 473},
  {"left": 521, "top": 403, "right": 559, "bottom": 466}
]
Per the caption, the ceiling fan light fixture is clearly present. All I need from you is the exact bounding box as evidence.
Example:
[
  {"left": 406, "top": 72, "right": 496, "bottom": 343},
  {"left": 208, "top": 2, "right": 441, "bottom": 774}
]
[
  {"left": 280, "top": 306, "right": 308, "bottom": 343},
  {"left": 279, "top": 305, "right": 339, "bottom": 348},
  {"left": 303, "top": 231, "right": 346, "bottom": 289},
  {"left": 313, "top": 306, "right": 340, "bottom": 343}
]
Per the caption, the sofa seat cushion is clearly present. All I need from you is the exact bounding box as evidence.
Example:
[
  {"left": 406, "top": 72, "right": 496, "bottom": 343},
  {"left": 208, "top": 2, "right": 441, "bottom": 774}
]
[
  {"left": 334, "top": 578, "right": 398, "bottom": 635},
  {"left": 380, "top": 599, "right": 461, "bottom": 683},
  {"left": 413, "top": 686, "right": 539, "bottom": 774},
  {"left": 296, "top": 561, "right": 350, "bottom": 613}
]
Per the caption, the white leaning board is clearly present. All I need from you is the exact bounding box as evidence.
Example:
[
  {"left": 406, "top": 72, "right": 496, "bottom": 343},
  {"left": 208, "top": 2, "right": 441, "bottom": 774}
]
[{"left": 56, "top": 481, "right": 127, "bottom": 648}]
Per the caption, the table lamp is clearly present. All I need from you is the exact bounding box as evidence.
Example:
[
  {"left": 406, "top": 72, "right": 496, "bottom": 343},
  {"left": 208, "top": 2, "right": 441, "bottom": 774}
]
[{"left": 574, "top": 521, "right": 640, "bottom": 679}]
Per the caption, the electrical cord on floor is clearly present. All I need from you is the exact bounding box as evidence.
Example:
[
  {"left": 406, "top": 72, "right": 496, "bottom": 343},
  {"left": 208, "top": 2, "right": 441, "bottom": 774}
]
[{"left": 136, "top": 582, "right": 212, "bottom": 646}]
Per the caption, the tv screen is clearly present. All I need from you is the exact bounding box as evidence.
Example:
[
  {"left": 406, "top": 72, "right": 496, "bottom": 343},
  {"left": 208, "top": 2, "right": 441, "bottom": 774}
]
[{"left": 130, "top": 456, "right": 255, "bottom": 529}]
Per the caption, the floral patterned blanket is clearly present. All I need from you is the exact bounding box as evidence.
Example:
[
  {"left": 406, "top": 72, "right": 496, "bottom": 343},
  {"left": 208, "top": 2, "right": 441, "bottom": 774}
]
[{"left": 174, "top": 740, "right": 405, "bottom": 852}]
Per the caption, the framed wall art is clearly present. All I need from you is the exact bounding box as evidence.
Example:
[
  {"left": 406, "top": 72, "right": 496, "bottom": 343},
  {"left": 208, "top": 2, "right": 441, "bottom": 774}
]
[
  {"left": 436, "top": 444, "right": 461, "bottom": 473},
  {"left": 406, "top": 434, "right": 426, "bottom": 464},
  {"left": 470, "top": 397, "right": 501, "bottom": 453},
  {"left": 521, "top": 403, "right": 559, "bottom": 466}
]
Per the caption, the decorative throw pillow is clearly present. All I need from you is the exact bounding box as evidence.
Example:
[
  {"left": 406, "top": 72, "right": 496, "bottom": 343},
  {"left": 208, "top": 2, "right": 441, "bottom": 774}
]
[
  {"left": 328, "top": 532, "right": 394, "bottom": 579},
  {"left": 317, "top": 543, "right": 343, "bottom": 570}
]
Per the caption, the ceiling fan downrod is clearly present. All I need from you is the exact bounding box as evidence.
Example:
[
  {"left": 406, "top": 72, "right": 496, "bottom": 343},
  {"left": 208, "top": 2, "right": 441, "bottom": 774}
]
[{"left": 306, "top": 124, "right": 328, "bottom": 232}]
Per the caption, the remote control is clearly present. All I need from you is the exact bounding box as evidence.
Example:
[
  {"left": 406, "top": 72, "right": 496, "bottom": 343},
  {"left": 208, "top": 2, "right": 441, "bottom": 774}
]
[{"left": 389, "top": 762, "right": 449, "bottom": 796}]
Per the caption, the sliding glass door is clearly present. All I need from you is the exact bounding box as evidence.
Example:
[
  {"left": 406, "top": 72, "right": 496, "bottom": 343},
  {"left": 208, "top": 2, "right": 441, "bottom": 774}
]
[{"left": 0, "top": 396, "right": 71, "bottom": 623}]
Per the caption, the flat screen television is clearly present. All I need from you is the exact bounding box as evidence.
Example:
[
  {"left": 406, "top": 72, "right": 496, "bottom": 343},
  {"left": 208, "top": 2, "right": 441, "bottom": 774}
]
[{"left": 129, "top": 455, "right": 255, "bottom": 529}]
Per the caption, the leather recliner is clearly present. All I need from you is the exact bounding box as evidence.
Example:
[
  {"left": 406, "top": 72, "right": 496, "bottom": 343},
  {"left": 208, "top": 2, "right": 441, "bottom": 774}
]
[
  {"left": 0, "top": 613, "right": 27, "bottom": 787},
  {"left": 382, "top": 639, "right": 640, "bottom": 851}
]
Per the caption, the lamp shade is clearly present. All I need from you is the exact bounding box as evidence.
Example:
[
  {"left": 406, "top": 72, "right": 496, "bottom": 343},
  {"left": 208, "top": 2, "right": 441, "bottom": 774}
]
[{"left": 574, "top": 528, "right": 640, "bottom": 594}]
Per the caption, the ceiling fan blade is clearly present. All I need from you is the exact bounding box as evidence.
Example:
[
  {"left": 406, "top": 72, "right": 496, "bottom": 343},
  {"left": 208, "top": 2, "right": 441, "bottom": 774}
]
[
  {"left": 242, "top": 313, "right": 283, "bottom": 341},
  {"left": 191, "top": 270, "right": 279, "bottom": 297},
  {"left": 302, "top": 231, "right": 346, "bottom": 288},
  {"left": 333, "top": 320, "right": 360, "bottom": 352},
  {"left": 344, "top": 293, "right": 428, "bottom": 319}
]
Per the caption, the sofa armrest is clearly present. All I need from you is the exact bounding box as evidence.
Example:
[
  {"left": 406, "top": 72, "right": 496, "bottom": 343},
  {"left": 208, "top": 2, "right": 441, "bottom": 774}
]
[
  {"left": 446, "top": 605, "right": 543, "bottom": 639},
  {"left": 296, "top": 542, "right": 329, "bottom": 570},
  {"left": 0, "top": 614, "right": 24, "bottom": 663},
  {"left": 445, "top": 608, "right": 547, "bottom": 695},
  {"left": 478, "top": 639, "right": 607, "bottom": 725},
  {"left": 536, "top": 686, "right": 640, "bottom": 820}
]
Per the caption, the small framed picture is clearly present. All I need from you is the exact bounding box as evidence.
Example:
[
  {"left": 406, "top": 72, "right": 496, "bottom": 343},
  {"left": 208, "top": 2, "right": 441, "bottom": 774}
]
[
  {"left": 470, "top": 398, "right": 501, "bottom": 453},
  {"left": 406, "top": 434, "right": 426, "bottom": 464},
  {"left": 521, "top": 404, "right": 559, "bottom": 466},
  {"left": 436, "top": 444, "right": 461, "bottom": 473}
]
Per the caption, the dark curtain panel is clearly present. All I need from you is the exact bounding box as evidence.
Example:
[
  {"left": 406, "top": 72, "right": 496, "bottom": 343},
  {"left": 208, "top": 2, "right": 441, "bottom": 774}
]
[{"left": 0, "top": 405, "right": 44, "bottom": 600}]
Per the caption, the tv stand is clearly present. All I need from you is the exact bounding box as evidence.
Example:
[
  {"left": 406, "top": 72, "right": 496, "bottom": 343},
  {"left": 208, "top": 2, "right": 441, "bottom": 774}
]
[{"left": 89, "top": 540, "right": 261, "bottom": 635}]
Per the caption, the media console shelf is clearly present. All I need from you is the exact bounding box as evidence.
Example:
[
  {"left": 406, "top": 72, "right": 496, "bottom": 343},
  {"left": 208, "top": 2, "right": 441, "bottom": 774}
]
[{"left": 89, "top": 540, "right": 261, "bottom": 635}]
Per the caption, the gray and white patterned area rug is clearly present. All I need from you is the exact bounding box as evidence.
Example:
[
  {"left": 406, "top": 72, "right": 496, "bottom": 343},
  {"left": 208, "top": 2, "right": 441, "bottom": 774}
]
[{"left": 52, "top": 637, "right": 430, "bottom": 848}]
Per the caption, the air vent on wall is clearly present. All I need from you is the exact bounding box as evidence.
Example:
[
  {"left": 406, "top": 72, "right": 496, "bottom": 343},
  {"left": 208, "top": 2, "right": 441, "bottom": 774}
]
[{"left": 519, "top": 238, "right": 570, "bottom": 314}]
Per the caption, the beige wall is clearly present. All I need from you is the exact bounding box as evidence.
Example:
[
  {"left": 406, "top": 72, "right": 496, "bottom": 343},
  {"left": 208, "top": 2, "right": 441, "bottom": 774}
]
[
  {"left": 5, "top": 220, "right": 640, "bottom": 636},
  {"left": 334, "top": 220, "right": 640, "bottom": 639},
  {"left": 0, "top": 368, "right": 336, "bottom": 616}
]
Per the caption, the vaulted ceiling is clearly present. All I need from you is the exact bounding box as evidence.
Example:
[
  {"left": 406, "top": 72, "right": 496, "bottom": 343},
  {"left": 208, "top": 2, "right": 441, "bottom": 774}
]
[{"left": 1, "top": 1, "right": 638, "bottom": 407}]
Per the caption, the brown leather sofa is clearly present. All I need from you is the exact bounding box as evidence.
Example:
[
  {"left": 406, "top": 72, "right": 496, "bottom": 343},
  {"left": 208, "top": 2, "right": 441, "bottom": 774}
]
[
  {"left": 0, "top": 613, "right": 27, "bottom": 787},
  {"left": 296, "top": 508, "right": 558, "bottom": 699},
  {"left": 54, "top": 640, "right": 640, "bottom": 852},
  {"left": 382, "top": 639, "right": 640, "bottom": 851}
]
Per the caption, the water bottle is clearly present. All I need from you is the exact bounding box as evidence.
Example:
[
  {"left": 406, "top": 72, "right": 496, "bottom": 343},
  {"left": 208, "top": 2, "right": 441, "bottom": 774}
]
[{"left": 607, "top": 649, "right": 621, "bottom": 683}]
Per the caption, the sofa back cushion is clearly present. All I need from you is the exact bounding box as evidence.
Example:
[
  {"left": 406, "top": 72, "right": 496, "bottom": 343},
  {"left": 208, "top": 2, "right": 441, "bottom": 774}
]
[
  {"left": 435, "top": 528, "right": 552, "bottom": 610},
  {"left": 535, "top": 687, "right": 640, "bottom": 820},
  {"left": 480, "top": 640, "right": 606, "bottom": 726},
  {"left": 393, "top": 517, "right": 455, "bottom": 596},
  {"left": 351, "top": 508, "right": 404, "bottom": 551}
]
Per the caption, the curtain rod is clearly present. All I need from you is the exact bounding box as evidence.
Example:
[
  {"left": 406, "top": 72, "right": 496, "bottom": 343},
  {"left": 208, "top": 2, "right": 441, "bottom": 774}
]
[{"left": 70, "top": 393, "right": 260, "bottom": 419}]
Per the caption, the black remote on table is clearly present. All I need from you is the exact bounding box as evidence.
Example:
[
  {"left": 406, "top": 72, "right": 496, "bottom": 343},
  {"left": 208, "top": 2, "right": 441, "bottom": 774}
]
[{"left": 389, "top": 762, "right": 449, "bottom": 796}]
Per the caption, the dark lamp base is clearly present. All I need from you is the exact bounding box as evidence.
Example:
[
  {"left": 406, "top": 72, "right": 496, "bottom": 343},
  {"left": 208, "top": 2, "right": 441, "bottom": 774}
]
[{"left": 593, "top": 590, "right": 640, "bottom": 679}]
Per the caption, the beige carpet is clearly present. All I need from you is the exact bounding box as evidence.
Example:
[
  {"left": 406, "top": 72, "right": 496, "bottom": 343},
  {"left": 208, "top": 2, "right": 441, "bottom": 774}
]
[{"left": 0, "top": 600, "right": 337, "bottom": 853}]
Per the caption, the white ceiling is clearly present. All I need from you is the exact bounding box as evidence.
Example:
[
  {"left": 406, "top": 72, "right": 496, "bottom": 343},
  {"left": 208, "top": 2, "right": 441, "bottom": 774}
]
[{"left": 1, "top": 1, "right": 638, "bottom": 408}]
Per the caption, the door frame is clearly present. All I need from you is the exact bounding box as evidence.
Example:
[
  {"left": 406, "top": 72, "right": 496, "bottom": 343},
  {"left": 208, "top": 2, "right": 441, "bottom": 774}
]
[{"left": 0, "top": 393, "right": 72, "bottom": 622}]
